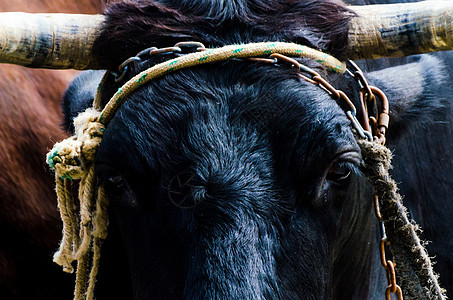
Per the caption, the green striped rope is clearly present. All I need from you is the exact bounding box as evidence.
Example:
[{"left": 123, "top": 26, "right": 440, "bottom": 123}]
[{"left": 97, "top": 42, "right": 346, "bottom": 124}]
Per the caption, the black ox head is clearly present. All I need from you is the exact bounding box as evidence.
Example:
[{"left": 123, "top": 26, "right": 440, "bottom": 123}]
[{"left": 59, "top": 0, "right": 450, "bottom": 299}]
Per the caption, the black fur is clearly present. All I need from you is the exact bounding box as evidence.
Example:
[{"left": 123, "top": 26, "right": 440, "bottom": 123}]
[
  {"left": 62, "top": 70, "right": 105, "bottom": 132},
  {"left": 63, "top": 0, "right": 453, "bottom": 298}
]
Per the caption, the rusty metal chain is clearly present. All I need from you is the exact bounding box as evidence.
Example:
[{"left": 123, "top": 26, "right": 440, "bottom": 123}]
[
  {"left": 113, "top": 45, "right": 374, "bottom": 142},
  {"left": 375, "top": 193, "right": 404, "bottom": 300},
  {"left": 113, "top": 42, "right": 207, "bottom": 82},
  {"left": 348, "top": 61, "right": 402, "bottom": 300},
  {"left": 251, "top": 53, "right": 372, "bottom": 141},
  {"left": 347, "top": 61, "right": 389, "bottom": 145},
  {"left": 113, "top": 44, "right": 386, "bottom": 147}
]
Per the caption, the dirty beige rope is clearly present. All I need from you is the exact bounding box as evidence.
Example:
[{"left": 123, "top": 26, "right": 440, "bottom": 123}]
[
  {"left": 47, "top": 107, "right": 107, "bottom": 300},
  {"left": 46, "top": 42, "right": 346, "bottom": 300},
  {"left": 358, "top": 139, "right": 446, "bottom": 300}
]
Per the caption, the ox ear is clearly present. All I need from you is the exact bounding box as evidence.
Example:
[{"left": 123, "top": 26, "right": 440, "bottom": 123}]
[
  {"left": 62, "top": 70, "right": 105, "bottom": 133},
  {"left": 364, "top": 55, "right": 451, "bottom": 143}
]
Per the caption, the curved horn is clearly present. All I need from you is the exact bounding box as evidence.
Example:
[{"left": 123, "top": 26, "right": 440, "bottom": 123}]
[
  {"left": 2, "top": 2, "right": 453, "bottom": 69},
  {"left": 348, "top": 0, "right": 453, "bottom": 60},
  {"left": 0, "top": 13, "right": 104, "bottom": 70}
]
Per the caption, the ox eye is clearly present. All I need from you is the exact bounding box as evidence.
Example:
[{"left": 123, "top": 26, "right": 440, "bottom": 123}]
[
  {"left": 96, "top": 164, "right": 127, "bottom": 190},
  {"left": 107, "top": 175, "right": 126, "bottom": 189},
  {"left": 326, "top": 162, "right": 352, "bottom": 186}
]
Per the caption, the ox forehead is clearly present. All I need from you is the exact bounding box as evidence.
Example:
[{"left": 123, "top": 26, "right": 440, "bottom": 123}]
[{"left": 96, "top": 61, "right": 359, "bottom": 191}]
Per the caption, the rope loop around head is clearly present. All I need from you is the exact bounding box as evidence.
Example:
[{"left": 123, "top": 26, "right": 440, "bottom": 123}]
[{"left": 98, "top": 42, "right": 347, "bottom": 125}]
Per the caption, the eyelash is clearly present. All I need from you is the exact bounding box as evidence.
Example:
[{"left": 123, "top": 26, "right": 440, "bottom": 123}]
[{"left": 326, "top": 162, "right": 353, "bottom": 186}]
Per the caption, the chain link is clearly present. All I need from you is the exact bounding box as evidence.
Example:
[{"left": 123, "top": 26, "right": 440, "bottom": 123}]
[
  {"left": 375, "top": 191, "right": 404, "bottom": 300},
  {"left": 174, "top": 41, "right": 206, "bottom": 53}
]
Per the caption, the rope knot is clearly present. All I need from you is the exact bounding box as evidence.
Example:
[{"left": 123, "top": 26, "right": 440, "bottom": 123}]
[
  {"left": 357, "top": 138, "right": 392, "bottom": 171},
  {"left": 47, "top": 108, "right": 104, "bottom": 180},
  {"left": 356, "top": 138, "right": 446, "bottom": 299},
  {"left": 74, "top": 108, "right": 105, "bottom": 162},
  {"left": 47, "top": 138, "right": 83, "bottom": 180}
]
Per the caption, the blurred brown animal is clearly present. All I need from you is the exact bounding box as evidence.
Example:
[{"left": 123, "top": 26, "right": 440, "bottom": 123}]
[{"left": 0, "top": 1, "right": 108, "bottom": 299}]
